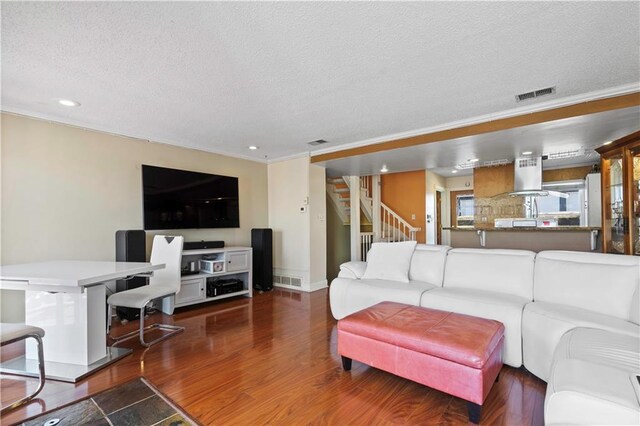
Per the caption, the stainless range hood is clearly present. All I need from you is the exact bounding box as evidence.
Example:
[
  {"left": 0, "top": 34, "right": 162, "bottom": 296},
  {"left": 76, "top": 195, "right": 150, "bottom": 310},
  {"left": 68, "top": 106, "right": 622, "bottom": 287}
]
[{"left": 509, "top": 157, "right": 568, "bottom": 198}]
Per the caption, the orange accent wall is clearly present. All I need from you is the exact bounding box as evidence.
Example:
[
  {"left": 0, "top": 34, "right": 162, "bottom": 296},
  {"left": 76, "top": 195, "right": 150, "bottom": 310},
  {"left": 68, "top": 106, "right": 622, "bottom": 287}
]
[{"left": 381, "top": 170, "right": 426, "bottom": 243}]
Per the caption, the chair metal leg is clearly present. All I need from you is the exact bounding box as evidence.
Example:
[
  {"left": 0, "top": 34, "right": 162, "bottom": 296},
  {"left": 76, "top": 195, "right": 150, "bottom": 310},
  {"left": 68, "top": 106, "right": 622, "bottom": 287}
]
[
  {"left": 0, "top": 334, "right": 46, "bottom": 414},
  {"left": 108, "top": 305, "right": 184, "bottom": 348}
]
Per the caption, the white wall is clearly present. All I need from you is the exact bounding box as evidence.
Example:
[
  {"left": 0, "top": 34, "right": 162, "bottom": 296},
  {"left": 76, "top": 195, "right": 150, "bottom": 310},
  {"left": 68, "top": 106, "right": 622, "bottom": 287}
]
[
  {"left": 309, "top": 164, "right": 327, "bottom": 290},
  {"left": 1, "top": 113, "right": 269, "bottom": 321},
  {"left": 446, "top": 175, "right": 474, "bottom": 191},
  {"left": 425, "top": 170, "right": 447, "bottom": 244},
  {"left": 267, "top": 157, "right": 326, "bottom": 292}
]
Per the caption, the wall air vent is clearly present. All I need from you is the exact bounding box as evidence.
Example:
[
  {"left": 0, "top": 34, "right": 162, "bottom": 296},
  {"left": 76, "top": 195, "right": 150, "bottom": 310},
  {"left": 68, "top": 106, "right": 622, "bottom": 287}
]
[
  {"left": 515, "top": 86, "right": 556, "bottom": 102},
  {"left": 307, "top": 139, "right": 329, "bottom": 146},
  {"left": 518, "top": 157, "right": 538, "bottom": 168},
  {"left": 273, "top": 274, "right": 303, "bottom": 287}
]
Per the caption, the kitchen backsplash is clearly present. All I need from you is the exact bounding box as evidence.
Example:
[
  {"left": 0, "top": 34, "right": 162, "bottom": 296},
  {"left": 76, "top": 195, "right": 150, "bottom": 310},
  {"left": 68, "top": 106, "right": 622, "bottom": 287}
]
[{"left": 474, "top": 195, "right": 526, "bottom": 229}]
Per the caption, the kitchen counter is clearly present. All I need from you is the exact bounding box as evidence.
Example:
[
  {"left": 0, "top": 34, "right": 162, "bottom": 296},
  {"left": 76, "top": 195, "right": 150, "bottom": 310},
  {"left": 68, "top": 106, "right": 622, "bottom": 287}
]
[
  {"left": 444, "top": 227, "right": 601, "bottom": 232},
  {"left": 444, "top": 227, "right": 601, "bottom": 252}
]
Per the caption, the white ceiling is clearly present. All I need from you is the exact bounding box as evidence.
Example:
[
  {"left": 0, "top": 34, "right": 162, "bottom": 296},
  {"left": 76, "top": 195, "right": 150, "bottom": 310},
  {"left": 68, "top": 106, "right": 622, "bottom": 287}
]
[{"left": 2, "top": 2, "right": 639, "bottom": 165}]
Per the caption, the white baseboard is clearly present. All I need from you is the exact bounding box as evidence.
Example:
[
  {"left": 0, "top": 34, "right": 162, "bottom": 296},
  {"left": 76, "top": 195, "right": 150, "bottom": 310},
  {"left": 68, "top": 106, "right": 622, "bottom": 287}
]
[
  {"left": 309, "top": 279, "right": 328, "bottom": 292},
  {"left": 274, "top": 279, "right": 327, "bottom": 293},
  {"left": 274, "top": 283, "right": 303, "bottom": 291}
]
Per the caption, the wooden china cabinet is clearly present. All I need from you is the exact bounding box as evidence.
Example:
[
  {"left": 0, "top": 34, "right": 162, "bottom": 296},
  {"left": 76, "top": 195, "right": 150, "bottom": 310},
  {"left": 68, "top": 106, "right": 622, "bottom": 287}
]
[{"left": 596, "top": 130, "right": 640, "bottom": 255}]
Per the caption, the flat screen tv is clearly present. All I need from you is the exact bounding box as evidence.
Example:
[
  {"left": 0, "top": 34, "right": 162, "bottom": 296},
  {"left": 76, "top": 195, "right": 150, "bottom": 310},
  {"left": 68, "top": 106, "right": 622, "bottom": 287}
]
[{"left": 142, "top": 165, "right": 239, "bottom": 230}]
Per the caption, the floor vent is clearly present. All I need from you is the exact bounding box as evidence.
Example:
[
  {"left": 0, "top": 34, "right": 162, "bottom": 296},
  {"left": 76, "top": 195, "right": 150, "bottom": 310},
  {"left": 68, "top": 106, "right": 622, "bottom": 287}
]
[
  {"left": 515, "top": 86, "right": 556, "bottom": 102},
  {"left": 274, "top": 274, "right": 302, "bottom": 287}
]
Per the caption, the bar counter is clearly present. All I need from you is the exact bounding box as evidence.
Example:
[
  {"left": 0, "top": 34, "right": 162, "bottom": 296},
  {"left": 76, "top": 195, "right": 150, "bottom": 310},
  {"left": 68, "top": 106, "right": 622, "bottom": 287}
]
[{"left": 443, "top": 227, "right": 601, "bottom": 252}]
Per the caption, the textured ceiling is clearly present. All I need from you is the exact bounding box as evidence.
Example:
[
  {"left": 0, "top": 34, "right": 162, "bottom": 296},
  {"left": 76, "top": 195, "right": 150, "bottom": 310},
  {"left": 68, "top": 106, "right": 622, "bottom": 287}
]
[{"left": 2, "top": 2, "right": 639, "bottom": 163}]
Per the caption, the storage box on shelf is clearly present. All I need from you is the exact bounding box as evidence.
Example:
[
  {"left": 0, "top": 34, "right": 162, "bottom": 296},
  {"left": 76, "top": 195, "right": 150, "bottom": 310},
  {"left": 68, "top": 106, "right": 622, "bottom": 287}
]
[{"left": 161, "top": 246, "right": 252, "bottom": 314}]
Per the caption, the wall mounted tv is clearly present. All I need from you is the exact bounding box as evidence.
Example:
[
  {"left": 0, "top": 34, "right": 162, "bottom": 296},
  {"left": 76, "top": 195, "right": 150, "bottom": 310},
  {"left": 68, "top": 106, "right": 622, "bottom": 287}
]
[{"left": 142, "top": 165, "right": 239, "bottom": 230}]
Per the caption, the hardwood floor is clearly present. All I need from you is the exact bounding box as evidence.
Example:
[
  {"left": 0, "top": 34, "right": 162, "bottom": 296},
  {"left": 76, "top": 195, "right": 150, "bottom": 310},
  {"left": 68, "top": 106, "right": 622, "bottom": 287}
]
[{"left": 1, "top": 288, "right": 546, "bottom": 425}]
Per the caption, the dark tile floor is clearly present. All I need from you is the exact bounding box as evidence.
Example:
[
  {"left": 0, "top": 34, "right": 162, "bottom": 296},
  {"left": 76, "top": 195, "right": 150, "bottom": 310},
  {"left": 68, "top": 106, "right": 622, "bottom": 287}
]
[{"left": 21, "top": 378, "right": 195, "bottom": 426}]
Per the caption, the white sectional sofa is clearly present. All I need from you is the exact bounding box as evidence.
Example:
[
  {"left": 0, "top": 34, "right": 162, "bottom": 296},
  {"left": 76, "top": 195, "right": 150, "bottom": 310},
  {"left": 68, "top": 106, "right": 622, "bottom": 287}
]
[{"left": 329, "top": 242, "right": 640, "bottom": 425}]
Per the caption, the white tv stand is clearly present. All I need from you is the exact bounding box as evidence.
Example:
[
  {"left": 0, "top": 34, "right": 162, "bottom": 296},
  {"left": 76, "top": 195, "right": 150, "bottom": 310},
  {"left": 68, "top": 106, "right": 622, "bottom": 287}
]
[{"left": 161, "top": 246, "right": 253, "bottom": 314}]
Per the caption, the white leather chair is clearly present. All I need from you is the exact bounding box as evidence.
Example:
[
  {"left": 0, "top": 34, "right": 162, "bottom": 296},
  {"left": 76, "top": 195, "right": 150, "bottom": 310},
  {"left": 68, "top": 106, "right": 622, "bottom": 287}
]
[
  {"left": 0, "top": 323, "right": 45, "bottom": 413},
  {"left": 107, "top": 235, "right": 185, "bottom": 347}
]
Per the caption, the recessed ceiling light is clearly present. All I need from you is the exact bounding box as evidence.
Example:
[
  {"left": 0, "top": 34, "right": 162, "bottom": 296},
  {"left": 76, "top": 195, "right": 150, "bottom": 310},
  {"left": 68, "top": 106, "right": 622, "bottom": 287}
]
[
  {"left": 57, "top": 99, "right": 80, "bottom": 107},
  {"left": 469, "top": 158, "right": 479, "bottom": 163},
  {"left": 248, "top": 146, "right": 259, "bottom": 150},
  {"left": 602, "top": 141, "right": 612, "bottom": 146},
  {"left": 380, "top": 165, "right": 389, "bottom": 173},
  {"left": 451, "top": 170, "right": 458, "bottom": 174},
  {"left": 522, "top": 151, "right": 533, "bottom": 155}
]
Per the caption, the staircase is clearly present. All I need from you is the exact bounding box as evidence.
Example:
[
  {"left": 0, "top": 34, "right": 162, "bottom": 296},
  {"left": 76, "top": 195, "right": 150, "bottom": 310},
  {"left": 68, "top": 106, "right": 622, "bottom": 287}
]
[
  {"left": 327, "top": 176, "right": 420, "bottom": 244},
  {"left": 326, "top": 176, "right": 373, "bottom": 225}
]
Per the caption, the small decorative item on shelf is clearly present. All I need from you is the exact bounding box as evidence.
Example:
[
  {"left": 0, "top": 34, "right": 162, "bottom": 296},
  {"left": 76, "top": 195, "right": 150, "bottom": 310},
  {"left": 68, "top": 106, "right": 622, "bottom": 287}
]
[
  {"left": 611, "top": 240, "right": 624, "bottom": 254},
  {"left": 199, "top": 259, "right": 225, "bottom": 274}
]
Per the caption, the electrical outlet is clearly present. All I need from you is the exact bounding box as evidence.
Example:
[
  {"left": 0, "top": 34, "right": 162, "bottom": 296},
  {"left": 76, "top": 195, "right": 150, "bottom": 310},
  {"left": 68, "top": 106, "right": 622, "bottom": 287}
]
[{"left": 411, "top": 214, "right": 416, "bottom": 220}]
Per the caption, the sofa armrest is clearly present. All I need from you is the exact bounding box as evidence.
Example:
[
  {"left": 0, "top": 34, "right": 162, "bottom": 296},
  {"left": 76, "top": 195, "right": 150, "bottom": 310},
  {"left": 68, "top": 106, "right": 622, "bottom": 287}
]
[{"left": 338, "top": 261, "right": 368, "bottom": 279}]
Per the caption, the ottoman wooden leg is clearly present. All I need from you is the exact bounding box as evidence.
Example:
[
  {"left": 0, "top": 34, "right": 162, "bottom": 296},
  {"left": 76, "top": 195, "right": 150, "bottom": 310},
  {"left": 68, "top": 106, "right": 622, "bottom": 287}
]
[
  {"left": 467, "top": 402, "right": 481, "bottom": 424},
  {"left": 341, "top": 356, "right": 352, "bottom": 371}
]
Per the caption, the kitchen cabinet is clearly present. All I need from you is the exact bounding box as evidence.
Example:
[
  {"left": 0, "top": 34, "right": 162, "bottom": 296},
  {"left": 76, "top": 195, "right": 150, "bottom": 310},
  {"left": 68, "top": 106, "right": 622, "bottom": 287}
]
[{"left": 596, "top": 130, "right": 640, "bottom": 255}]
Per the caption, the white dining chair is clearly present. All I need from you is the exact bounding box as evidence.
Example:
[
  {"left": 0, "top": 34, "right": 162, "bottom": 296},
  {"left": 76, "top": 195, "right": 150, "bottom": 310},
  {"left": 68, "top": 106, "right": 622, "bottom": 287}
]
[
  {"left": 107, "top": 235, "right": 185, "bottom": 347},
  {"left": 0, "top": 323, "right": 46, "bottom": 413}
]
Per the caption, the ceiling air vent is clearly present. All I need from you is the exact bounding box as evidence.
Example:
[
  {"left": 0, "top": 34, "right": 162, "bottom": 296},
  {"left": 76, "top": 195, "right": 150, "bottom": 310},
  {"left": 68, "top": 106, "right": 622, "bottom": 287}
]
[
  {"left": 515, "top": 86, "right": 556, "bottom": 102},
  {"left": 307, "top": 139, "right": 329, "bottom": 146}
]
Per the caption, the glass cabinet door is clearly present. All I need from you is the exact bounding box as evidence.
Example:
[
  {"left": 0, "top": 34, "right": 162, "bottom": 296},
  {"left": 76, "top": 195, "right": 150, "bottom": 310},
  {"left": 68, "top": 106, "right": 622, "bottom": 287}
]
[
  {"left": 604, "top": 155, "right": 625, "bottom": 254},
  {"left": 598, "top": 131, "right": 640, "bottom": 255},
  {"left": 632, "top": 147, "right": 640, "bottom": 255}
]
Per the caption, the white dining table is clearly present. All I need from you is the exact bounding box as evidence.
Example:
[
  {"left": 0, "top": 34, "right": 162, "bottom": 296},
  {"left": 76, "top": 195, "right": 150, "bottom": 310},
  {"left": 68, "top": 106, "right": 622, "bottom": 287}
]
[{"left": 0, "top": 260, "right": 164, "bottom": 382}]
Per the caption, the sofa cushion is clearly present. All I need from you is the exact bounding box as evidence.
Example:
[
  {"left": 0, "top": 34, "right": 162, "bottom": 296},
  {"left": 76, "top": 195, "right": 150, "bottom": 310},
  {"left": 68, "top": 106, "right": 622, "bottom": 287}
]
[
  {"left": 408, "top": 244, "right": 450, "bottom": 286},
  {"left": 522, "top": 301, "right": 640, "bottom": 381},
  {"left": 553, "top": 328, "right": 640, "bottom": 374},
  {"left": 534, "top": 250, "right": 640, "bottom": 322},
  {"left": 442, "top": 248, "right": 535, "bottom": 300},
  {"left": 419, "top": 287, "right": 529, "bottom": 367},
  {"left": 338, "top": 261, "right": 367, "bottom": 279},
  {"left": 544, "top": 358, "right": 640, "bottom": 425},
  {"left": 362, "top": 241, "right": 417, "bottom": 283},
  {"left": 329, "top": 277, "right": 436, "bottom": 320}
]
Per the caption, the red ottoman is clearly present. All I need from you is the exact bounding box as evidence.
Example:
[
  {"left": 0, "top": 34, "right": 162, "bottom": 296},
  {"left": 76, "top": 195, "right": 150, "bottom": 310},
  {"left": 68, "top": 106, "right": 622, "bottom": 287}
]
[{"left": 338, "top": 302, "right": 504, "bottom": 423}]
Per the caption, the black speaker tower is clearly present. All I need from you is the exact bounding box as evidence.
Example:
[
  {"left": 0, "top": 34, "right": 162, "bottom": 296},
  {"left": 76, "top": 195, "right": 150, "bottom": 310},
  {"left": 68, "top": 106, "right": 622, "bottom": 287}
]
[
  {"left": 115, "top": 230, "right": 147, "bottom": 320},
  {"left": 251, "top": 228, "right": 273, "bottom": 291}
]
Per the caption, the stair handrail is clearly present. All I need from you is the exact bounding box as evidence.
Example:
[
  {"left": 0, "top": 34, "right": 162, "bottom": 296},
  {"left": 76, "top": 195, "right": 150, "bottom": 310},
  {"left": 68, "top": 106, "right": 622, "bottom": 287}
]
[
  {"left": 380, "top": 202, "right": 421, "bottom": 241},
  {"left": 359, "top": 176, "right": 373, "bottom": 199}
]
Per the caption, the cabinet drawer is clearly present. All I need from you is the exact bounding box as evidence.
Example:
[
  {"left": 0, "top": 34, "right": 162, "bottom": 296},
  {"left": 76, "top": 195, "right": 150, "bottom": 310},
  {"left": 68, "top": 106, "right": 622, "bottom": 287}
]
[
  {"left": 176, "top": 278, "right": 205, "bottom": 304},
  {"left": 227, "top": 251, "right": 249, "bottom": 272}
]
